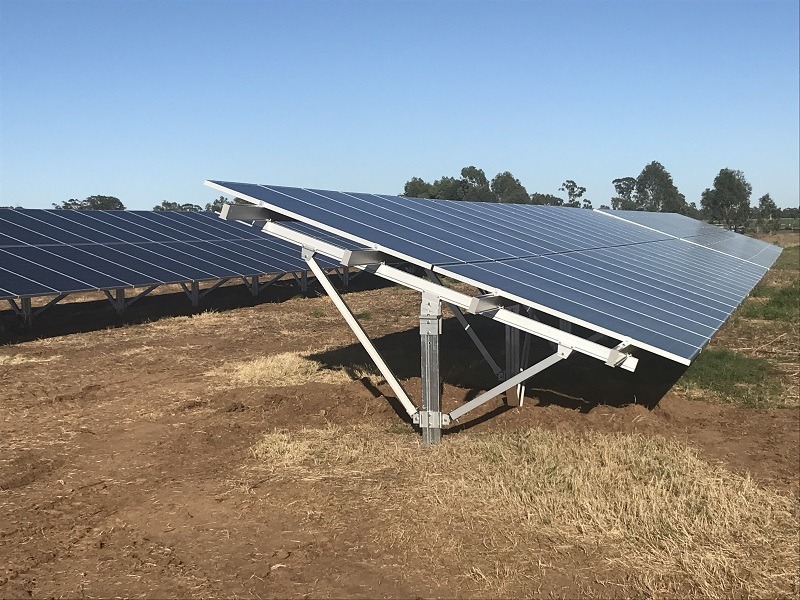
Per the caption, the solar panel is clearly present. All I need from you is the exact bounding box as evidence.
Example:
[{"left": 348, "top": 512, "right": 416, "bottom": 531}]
[
  {"left": 206, "top": 181, "right": 782, "bottom": 365},
  {"left": 0, "top": 209, "right": 341, "bottom": 301},
  {"left": 597, "top": 209, "right": 782, "bottom": 268}
]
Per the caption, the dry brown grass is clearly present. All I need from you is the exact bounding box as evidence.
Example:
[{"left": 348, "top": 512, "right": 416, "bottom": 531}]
[
  {"left": 0, "top": 354, "right": 62, "bottom": 366},
  {"left": 210, "top": 351, "right": 375, "bottom": 388},
  {"left": 248, "top": 425, "right": 799, "bottom": 598}
]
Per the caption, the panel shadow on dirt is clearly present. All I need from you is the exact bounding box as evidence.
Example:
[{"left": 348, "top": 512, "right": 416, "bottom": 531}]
[
  {"left": 309, "top": 314, "right": 688, "bottom": 417},
  {"left": 0, "top": 273, "right": 391, "bottom": 344}
]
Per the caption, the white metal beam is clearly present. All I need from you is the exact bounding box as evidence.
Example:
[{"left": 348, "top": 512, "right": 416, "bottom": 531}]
[
  {"left": 448, "top": 346, "right": 572, "bottom": 422},
  {"left": 303, "top": 250, "right": 418, "bottom": 419}
]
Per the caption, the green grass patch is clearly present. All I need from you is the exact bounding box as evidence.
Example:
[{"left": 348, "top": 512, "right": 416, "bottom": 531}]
[
  {"left": 772, "top": 245, "right": 799, "bottom": 271},
  {"left": 309, "top": 309, "right": 325, "bottom": 318},
  {"left": 743, "top": 279, "right": 799, "bottom": 320},
  {"left": 354, "top": 311, "right": 372, "bottom": 320},
  {"left": 680, "top": 349, "right": 782, "bottom": 406}
]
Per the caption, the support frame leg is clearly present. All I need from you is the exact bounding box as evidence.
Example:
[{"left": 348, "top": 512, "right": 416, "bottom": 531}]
[
  {"left": 21, "top": 297, "right": 33, "bottom": 327},
  {"left": 420, "top": 292, "right": 443, "bottom": 445},
  {"left": 303, "top": 249, "right": 418, "bottom": 419},
  {"left": 505, "top": 306, "right": 522, "bottom": 406}
]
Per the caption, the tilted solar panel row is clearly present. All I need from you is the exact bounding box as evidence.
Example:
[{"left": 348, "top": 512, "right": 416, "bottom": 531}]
[
  {"left": 0, "top": 209, "right": 340, "bottom": 300},
  {"left": 206, "top": 181, "right": 781, "bottom": 365}
]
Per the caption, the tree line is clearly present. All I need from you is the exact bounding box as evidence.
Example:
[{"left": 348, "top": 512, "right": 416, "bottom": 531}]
[
  {"left": 402, "top": 162, "right": 789, "bottom": 230},
  {"left": 30, "top": 163, "right": 795, "bottom": 233},
  {"left": 45, "top": 195, "right": 244, "bottom": 213}
]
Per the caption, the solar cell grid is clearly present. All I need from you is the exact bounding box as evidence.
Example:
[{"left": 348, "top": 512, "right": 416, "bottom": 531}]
[
  {"left": 597, "top": 209, "right": 782, "bottom": 268},
  {"left": 240, "top": 183, "right": 678, "bottom": 267}
]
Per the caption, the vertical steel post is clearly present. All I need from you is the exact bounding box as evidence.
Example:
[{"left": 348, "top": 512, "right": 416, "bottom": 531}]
[
  {"left": 300, "top": 271, "right": 308, "bottom": 294},
  {"left": 517, "top": 332, "right": 532, "bottom": 403},
  {"left": 420, "top": 292, "right": 442, "bottom": 445},
  {"left": 249, "top": 275, "right": 260, "bottom": 296},
  {"left": 21, "top": 297, "right": 33, "bottom": 327},
  {"left": 505, "top": 306, "right": 522, "bottom": 406},
  {"left": 114, "top": 288, "right": 126, "bottom": 314},
  {"left": 190, "top": 281, "right": 200, "bottom": 307},
  {"left": 342, "top": 267, "right": 350, "bottom": 289}
]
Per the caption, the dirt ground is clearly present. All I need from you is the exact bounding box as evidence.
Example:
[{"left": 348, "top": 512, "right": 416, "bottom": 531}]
[{"left": 1, "top": 260, "right": 798, "bottom": 598}]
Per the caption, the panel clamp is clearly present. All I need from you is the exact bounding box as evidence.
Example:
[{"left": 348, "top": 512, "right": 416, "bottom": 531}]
[
  {"left": 341, "top": 248, "right": 389, "bottom": 266},
  {"left": 220, "top": 203, "right": 295, "bottom": 222},
  {"left": 605, "top": 340, "right": 634, "bottom": 367},
  {"left": 468, "top": 293, "right": 505, "bottom": 314}
]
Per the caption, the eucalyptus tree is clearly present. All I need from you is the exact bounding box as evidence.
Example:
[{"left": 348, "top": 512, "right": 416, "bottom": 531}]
[{"left": 700, "top": 169, "right": 752, "bottom": 230}]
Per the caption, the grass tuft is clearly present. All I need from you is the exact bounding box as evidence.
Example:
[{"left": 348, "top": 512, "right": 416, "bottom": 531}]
[
  {"left": 743, "top": 280, "right": 800, "bottom": 321},
  {"left": 0, "top": 354, "right": 62, "bottom": 366},
  {"left": 679, "top": 348, "right": 783, "bottom": 406},
  {"left": 772, "top": 244, "right": 800, "bottom": 271},
  {"left": 212, "top": 351, "right": 353, "bottom": 387},
  {"left": 210, "top": 351, "right": 378, "bottom": 388}
]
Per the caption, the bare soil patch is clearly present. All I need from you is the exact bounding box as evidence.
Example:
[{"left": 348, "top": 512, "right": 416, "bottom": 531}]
[{"left": 1, "top": 275, "right": 798, "bottom": 598}]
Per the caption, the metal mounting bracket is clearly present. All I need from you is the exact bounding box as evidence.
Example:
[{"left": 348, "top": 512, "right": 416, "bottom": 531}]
[
  {"left": 605, "top": 340, "right": 634, "bottom": 367},
  {"left": 469, "top": 293, "right": 505, "bottom": 314},
  {"left": 413, "top": 411, "right": 451, "bottom": 428},
  {"left": 341, "top": 248, "right": 389, "bottom": 266},
  {"left": 220, "top": 204, "right": 295, "bottom": 222}
]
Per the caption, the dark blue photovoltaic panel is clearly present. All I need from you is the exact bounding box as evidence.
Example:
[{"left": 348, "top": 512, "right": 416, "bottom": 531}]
[
  {"left": 211, "top": 182, "right": 675, "bottom": 266},
  {"left": 439, "top": 237, "right": 767, "bottom": 361},
  {"left": 119, "top": 243, "right": 218, "bottom": 281},
  {"left": 284, "top": 221, "right": 361, "bottom": 250},
  {"left": 206, "top": 181, "right": 782, "bottom": 364},
  {"left": 0, "top": 248, "right": 103, "bottom": 294},
  {"left": 597, "top": 209, "right": 782, "bottom": 268},
  {"left": 0, "top": 209, "right": 341, "bottom": 301},
  {"left": 0, "top": 267, "right": 61, "bottom": 297}
]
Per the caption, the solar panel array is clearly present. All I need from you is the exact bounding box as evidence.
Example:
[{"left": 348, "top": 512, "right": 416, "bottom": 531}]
[
  {"left": 206, "top": 181, "right": 782, "bottom": 365},
  {"left": 597, "top": 209, "right": 782, "bottom": 268},
  {"left": 0, "top": 209, "right": 340, "bottom": 300}
]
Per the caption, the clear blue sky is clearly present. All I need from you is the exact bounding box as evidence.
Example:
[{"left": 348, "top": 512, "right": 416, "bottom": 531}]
[{"left": 1, "top": 0, "right": 798, "bottom": 210}]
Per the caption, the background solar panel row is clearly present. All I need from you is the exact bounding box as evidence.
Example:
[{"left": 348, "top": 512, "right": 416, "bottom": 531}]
[
  {"left": 206, "top": 181, "right": 782, "bottom": 364},
  {"left": 597, "top": 209, "right": 782, "bottom": 268},
  {"left": 0, "top": 209, "right": 340, "bottom": 300}
]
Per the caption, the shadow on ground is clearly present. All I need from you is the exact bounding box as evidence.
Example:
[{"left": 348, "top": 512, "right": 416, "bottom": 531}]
[
  {"left": 0, "top": 273, "right": 391, "bottom": 344},
  {"left": 310, "top": 314, "right": 688, "bottom": 420}
]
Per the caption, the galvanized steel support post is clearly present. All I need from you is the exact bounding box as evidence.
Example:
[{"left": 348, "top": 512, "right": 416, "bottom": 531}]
[
  {"left": 114, "top": 288, "right": 125, "bottom": 314},
  {"left": 420, "top": 292, "right": 443, "bottom": 445},
  {"left": 21, "top": 297, "right": 32, "bottom": 327},
  {"left": 505, "top": 306, "right": 522, "bottom": 406},
  {"left": 300, "top": 271, "right": 308, "bottom": 294},
  {"left": 518, "top": 332, "right": 532, "bottom": 402}
]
